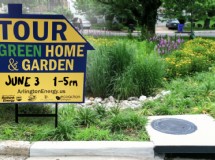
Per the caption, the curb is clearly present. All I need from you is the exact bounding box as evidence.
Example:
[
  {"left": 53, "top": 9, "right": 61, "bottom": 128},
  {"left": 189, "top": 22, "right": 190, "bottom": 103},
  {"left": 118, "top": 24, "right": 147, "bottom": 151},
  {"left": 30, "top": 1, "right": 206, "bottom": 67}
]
[
  {"left": 0, "top": 141, "right": 30, "bottom": 157},
  {"left": 0, "top": 141, "right": 155, "bottom": 159}
]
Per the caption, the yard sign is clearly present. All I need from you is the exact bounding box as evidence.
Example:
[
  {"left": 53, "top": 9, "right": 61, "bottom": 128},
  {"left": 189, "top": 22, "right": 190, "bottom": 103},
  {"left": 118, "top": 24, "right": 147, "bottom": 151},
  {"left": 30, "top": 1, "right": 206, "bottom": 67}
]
[{"left": 0, "top": 4, "right": 94, "bottom": 103}]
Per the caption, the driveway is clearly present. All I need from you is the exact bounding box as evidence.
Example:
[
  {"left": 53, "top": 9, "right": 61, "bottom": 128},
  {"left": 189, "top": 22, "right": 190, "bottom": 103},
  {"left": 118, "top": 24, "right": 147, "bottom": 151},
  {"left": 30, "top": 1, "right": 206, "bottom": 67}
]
[{"left": 156, "top": 26, "right": 175, "bottom": 34}]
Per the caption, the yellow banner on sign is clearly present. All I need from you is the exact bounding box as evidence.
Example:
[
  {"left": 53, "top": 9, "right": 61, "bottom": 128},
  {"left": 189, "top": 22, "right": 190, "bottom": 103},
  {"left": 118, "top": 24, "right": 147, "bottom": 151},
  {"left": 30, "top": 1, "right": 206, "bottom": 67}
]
[
  {"left": 0, "top": 73, "right": 84, "bottom": 103},
  {"left": 0, "top": 18, "right": 86, "bottom": 43}
]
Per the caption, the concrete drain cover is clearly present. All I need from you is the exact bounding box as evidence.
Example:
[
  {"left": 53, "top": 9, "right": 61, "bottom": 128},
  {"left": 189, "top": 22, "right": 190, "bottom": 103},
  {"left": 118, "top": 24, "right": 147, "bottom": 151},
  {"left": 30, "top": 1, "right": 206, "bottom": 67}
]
[{"left": 151, "top": 118, "right": 197, "bottom": 135}]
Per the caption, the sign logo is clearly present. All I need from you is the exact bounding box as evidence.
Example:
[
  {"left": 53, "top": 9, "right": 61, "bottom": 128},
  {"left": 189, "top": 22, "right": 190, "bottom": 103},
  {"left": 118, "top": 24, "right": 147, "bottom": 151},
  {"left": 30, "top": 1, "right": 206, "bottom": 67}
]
[{"left": 0, "top": 4, "right": 94, "bottom": 103}]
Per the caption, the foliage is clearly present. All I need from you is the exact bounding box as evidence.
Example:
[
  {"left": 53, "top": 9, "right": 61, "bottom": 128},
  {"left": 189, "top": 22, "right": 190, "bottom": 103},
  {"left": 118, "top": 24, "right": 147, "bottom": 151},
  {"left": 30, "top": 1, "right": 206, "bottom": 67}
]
[
  {"left": 1, "top": 62, "right": 215, "bottom": 141},
  {"left": 75, "top": 107, "right": 98, "bottom": 127},
  {"left": 0, "top": 103, "right": 149, "bottom": 141},
  {"left": 94, "top": 105, "right": 107, "bottom": 118},
  {"left": 86, "top": 40, "right": 134, "bottom": 98},
  {"left": 53, "top": 6, "right": 73, "bottom": 20},
  {"left": 110, "top": 111, "right": 147, "bottom": 132},
  {"left": 114, "top": 48, "right": 165, "bottom": 98},
  {"left": 87, "top": 38, "right": 165, "bottom": 99},
  {"left": 47, "top": 120, "right": 75, "bottom": 141},
  {"left": 76, "top": 0, "right": 162, "bottom": 34},
  {"left": 149, "top": 35, "right": 185, "bottom": 55},
  {"left": 142, "top": 69, "right": 215, "bottom": 118},
  {"left": 165, "top": 38, "right": 215, "bottom": 78},
  {"left": 75, "top": 0, "right": 110, "bottom": 21},
  {"left": 86, "top": 45, "right": 111, "bottom": 97},
  {"left": 109, "top": 105, "right": 121, "bottom": 116},
  {"left": 75, "top": 126, "right": 110, "bottom": 140},
  {"left": 105, "top": 20, "right": 124, "bottom": 31},
  {"left": 161, "top": 0, "right": 215, "bottom": 28}
]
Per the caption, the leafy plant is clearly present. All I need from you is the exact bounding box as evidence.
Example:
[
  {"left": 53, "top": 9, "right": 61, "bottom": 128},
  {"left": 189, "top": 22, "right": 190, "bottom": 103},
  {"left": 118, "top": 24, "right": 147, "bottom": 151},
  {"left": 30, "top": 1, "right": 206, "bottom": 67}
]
[
  {"left": 149, "top": 35, "right": 185, "bottom": 55},
  {"left": 94, "top": 105, "right": 107, "bottom": 119},
  {"left": 75, "top": 108, "right": 98, "bottom": 127},
  {"left": 109, "top": 105, "right": 121, "bottom": 116},
  {"left": 165, "top": 38, "right": 215, "bottom": 78},
  {"left": 51, "top": 120, "right": 75, "bottom": 140}
]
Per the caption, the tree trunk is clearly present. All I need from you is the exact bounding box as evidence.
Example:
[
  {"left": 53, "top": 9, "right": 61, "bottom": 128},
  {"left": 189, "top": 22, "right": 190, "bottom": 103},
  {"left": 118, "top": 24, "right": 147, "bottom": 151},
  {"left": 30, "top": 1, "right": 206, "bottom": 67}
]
[
  {"left": 140, "top": 0, "right": 161, "bottom": 38},
  {"left": 204, "top": 18, "right": 210, "bottom": 29}
]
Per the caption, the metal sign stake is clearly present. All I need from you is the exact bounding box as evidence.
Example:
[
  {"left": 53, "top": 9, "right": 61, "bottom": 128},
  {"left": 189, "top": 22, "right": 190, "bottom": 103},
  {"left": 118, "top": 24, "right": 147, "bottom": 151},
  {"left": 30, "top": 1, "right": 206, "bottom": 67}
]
[{"left": 15, "top": 103, "right": 58, "bottom": 128}]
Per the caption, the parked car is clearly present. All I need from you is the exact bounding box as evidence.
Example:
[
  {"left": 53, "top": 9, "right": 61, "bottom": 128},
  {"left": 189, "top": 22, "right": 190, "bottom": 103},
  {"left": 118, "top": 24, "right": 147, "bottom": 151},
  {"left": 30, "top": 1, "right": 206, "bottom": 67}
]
[
  {"left": 72, "top": 17, "right": 91, "bottom": 30},
  {"left": 166, "top": 19, "right": 179, "bottom": 29},
  {"left": 82, "top": 19, "right": 91, "bottom": 29}
]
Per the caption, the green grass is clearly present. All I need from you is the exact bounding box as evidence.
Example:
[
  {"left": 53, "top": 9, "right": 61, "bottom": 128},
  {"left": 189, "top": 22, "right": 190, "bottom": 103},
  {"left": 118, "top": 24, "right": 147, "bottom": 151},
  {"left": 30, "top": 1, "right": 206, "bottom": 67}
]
[
  {"left": 0, "top": 103, "right": 149, "bottom": 141},
  {"left": 1, "top": 68, "right": 215, "bottom": 141},
  {"left": 142, "top": 69, "right": 215, "bottom": 117},
  {"left": 184, "top": 18, "right": 215, "bottom": 31}
]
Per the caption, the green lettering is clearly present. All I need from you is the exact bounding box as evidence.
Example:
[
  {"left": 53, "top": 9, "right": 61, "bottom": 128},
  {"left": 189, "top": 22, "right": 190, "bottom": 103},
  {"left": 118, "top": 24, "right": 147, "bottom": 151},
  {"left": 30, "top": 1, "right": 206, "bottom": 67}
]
[
  {"left": 0, "top": 44, "right": 7, "bottom": 56},
  {"left": 34, "top": 45, "right": 42, "bottom": 57},
  {"left": 26, "top": 45, "right": 33, "bottom": 57},
  {"left": 17, "top": 44, "right": 25, "bottom": 57},
  {"left": 8, "top": 44, "right": 16, "bottom": 57}
]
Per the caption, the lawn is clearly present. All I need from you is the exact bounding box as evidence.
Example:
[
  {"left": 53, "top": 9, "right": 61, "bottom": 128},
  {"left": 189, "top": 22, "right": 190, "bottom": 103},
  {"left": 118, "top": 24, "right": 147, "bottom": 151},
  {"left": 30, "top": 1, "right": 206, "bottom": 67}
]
[
  {"left": 0, "top": 36, "right": 215, "bottom": 141},
  {"left": 184, "top": 18, "right": 215, "bottom": 31}
]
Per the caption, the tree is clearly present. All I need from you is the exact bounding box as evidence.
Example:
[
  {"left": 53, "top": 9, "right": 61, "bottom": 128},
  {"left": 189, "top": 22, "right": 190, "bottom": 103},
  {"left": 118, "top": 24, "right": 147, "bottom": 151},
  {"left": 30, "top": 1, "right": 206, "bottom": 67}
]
[
  {"left": 97, "top": 0, "right": 162, "bottom": 34},
  {"left": 161, "top": 0, "right": 215, "bottom": 29},
  {"left": 203, "top": 0, "right": 215, "bottom": 28},
  {"left": 75, "top": 0, "right": 111, "bottom": 23},
  {"left": 75, "top": 0, "right": 162, "bottom": 35}
]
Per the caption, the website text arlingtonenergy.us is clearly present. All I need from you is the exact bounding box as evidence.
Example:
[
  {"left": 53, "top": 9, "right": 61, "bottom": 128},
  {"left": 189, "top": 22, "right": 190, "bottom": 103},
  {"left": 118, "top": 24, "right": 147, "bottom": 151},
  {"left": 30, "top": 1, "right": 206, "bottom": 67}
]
[{"left": 17, "top": 89, "right": 65, "bottom": 94}]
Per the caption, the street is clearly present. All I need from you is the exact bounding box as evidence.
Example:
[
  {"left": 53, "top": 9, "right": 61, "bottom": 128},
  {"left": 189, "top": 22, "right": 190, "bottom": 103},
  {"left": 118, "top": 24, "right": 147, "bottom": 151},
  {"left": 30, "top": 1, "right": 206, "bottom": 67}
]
[{"left": 80, "top": 26, "right": 215, "bottom": 37}]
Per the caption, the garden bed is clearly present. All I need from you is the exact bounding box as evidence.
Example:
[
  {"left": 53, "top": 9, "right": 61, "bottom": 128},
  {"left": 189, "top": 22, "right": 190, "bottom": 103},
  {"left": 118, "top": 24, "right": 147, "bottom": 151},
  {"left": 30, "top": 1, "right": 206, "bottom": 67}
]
[{"left": 1, "top": 37, "right": 215, "bottom": 141}]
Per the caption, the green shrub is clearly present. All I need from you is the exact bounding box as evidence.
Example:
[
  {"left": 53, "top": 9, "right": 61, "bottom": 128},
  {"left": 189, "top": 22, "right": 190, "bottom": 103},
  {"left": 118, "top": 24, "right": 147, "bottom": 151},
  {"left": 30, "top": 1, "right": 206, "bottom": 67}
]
[{"left": 106, "top": 20, "right": 124, "bottom": 31}]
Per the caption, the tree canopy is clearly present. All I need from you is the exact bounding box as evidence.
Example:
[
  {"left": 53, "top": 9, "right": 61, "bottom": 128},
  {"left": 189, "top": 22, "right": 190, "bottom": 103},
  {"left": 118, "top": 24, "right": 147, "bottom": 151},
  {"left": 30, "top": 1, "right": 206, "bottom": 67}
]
[
  {"left": 75, "top": 0, "right": 162, "bottom": 35},
  {"left": 161, "top": 0, "right": 215, "bottom": 28},
  {"left": 97, "top": 0, "right": 162, "bottom": 34}
]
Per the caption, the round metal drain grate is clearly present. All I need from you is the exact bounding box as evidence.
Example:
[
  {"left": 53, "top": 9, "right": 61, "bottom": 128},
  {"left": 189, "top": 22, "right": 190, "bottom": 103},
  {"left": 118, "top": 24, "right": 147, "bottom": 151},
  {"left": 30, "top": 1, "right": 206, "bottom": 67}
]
[{"left": 151, "top": 118, "right": 197, "bottom": 135}]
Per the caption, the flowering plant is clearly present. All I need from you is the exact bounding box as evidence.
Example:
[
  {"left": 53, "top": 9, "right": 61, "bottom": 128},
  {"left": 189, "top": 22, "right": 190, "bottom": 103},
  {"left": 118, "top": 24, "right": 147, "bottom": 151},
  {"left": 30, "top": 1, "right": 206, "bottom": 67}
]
[
  {"left": 149, "top": 35, "right": 184, "bottom": 55},
  {"left": 165, "top": 38, "right": 215, "bottom": 78}
]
